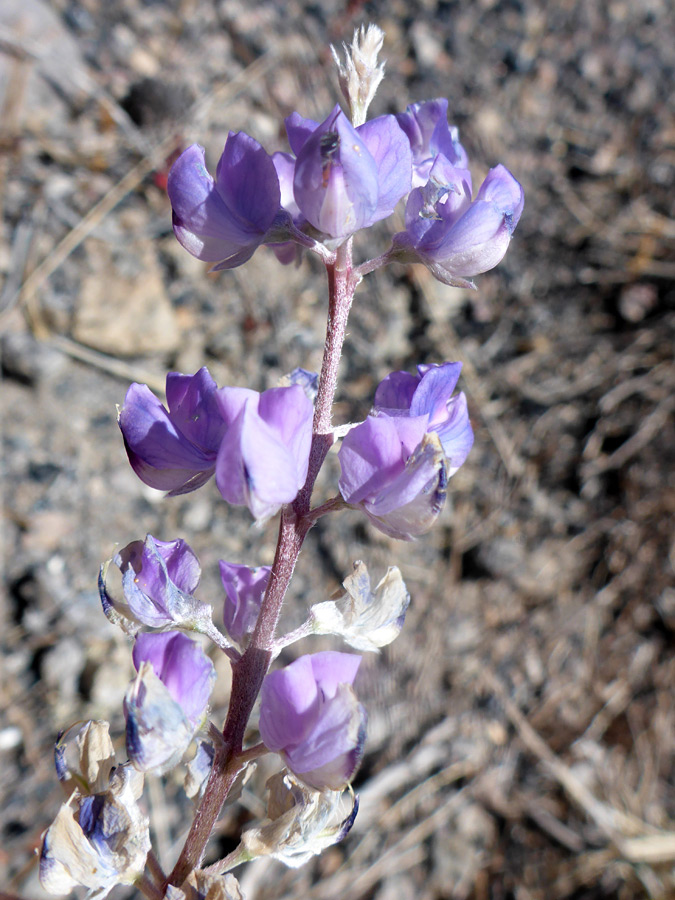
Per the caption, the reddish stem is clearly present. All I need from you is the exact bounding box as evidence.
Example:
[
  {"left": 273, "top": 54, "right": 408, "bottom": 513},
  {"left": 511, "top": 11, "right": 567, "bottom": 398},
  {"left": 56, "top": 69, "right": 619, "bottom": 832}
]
[{"left": 166, "top": 240, "right": 356, "bottom": 889}]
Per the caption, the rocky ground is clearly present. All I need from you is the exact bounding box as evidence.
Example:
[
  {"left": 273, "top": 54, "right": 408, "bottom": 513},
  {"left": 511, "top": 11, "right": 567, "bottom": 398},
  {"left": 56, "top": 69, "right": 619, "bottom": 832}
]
[{"left": 1, "top": 0, "right": 674, "bottom": 898}]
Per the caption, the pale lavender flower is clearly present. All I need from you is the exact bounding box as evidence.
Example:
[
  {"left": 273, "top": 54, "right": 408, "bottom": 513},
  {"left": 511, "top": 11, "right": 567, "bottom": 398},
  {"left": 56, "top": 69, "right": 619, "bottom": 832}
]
[
  {"left": 391, "top": 158, "right": 524, "bottom": 288},
  {"left": 125, "top": 632, "right": 215, "bottom": 774},
  {"left": 168, "top": 134, "right": 289, "bottom": 269},
  {"left": 373, "top": 362, "right": 474, "bottom": 473},
  {"left": 338, "top": 362, "right": 473, "bottom": 540},
  {"left": 259, "top": 652, "right": 366, "bottom": 791},
  {"left": 220, "top": 561, "right": 271, "bottom": 643},
  {"left": 395, "top": 98, "right": 468, "bottom": 187},
  {"left": 119, "top": 367, "right": 225, "bottom": 495},
  {"left": 288, "top": 104, "right": 412, "bottom": 239},
  {"left": 214, "top": 384, "right": 313, "bottom": 523}
]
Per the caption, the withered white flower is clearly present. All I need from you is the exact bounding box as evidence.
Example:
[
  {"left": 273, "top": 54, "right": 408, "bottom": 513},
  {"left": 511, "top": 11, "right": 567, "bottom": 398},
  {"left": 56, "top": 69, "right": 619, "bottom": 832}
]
[
  {"left": 239, "top": 772, "right": 358, "bottom": 868},
  {"left": 54, "top": 719, "right": 116, "bottom": 796},
  {"left": 40, "top": 746, "right": 150, "bottom": 899},
  {"left": 310, "top": 560, "right": 410, "bottom": 651}
]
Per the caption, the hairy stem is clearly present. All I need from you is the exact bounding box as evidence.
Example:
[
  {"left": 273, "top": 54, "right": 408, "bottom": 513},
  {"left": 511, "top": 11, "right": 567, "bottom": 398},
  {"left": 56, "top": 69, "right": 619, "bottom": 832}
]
[{"left": 166, "top": 239, "right": 356, "bottom": 889}]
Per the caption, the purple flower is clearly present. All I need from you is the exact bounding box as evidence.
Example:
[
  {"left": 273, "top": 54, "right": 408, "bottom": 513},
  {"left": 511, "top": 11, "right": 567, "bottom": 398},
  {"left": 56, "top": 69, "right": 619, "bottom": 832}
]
[
  {"left": 125, "top": 632, "right": 215, "bottom": 773},
  {"left": 214, "top": 384, "right": 313, "bottom": 523},
  {"left": 100, "top": 534, "right": 201, "bottom": 630},
  {"left": 168, "top": 133, "right": 287, "bottom": 269},
  {"left": 119, "top": 367, "right": 225, "bottom": 495},
  {"left": 391, "top": 158, "right": 524, "bottom": 287},
  {"left": 286, "top": 104, "right": 412, "bottom": 239},
  {"left": 338, "top": 363, "right": 473, "bottom": 540},
  {"left": 373, "top": 362, "right": 474, "bottom": 472},
  {"left": 220, "top": 561, "right": 271, "bottom": 643},
  {"left": 259, "top": 651, "right": 366, "bottom": 791},
  {"left": 395, "top": 98, "right": 468, "bottom": 187}
]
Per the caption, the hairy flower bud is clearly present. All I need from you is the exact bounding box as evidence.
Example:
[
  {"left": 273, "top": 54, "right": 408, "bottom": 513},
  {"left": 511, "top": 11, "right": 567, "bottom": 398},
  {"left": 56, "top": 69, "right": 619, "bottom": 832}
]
[{"left": 331, "top": 24, "right": 386, "bottom": 126}]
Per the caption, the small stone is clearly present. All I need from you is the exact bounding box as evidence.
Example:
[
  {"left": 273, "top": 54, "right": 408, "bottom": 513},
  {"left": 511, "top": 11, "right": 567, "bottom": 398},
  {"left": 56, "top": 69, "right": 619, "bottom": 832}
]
[{"left": 74, "top": 241, "right": 180, "bottom": 356}]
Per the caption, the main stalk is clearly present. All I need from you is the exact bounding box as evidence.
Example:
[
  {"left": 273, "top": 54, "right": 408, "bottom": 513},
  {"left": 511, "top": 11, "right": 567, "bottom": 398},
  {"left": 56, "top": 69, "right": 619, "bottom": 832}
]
[{"left": 166, "top": 240, "right": 357, "bottom": 889}]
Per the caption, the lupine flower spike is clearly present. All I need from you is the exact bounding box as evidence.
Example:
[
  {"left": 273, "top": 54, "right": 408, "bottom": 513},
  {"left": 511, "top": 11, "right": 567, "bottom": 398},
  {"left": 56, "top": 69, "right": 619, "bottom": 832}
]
[{"left": 41, "top": 21, "right": 524, "bottom": 898}]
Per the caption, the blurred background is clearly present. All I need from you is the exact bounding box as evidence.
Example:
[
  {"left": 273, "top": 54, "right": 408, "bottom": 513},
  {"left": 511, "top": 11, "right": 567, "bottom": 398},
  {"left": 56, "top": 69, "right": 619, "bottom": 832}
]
[{"left": 1, "top": 1, "right": 674, "bottom": 898}]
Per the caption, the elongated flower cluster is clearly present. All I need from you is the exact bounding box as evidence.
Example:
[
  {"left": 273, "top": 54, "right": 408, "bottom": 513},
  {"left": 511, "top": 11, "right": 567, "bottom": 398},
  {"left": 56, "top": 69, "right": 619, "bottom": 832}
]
[
  {"left": 168, "top": 94, "right": 522, "bottom": 286},
  {"left": 40, "top": 23, "right": 523, "bottom": 900}
]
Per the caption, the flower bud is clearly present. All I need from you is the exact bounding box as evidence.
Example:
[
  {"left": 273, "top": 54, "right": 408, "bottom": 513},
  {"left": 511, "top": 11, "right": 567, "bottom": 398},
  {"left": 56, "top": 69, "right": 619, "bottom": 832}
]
[
  {"left": 220, "top": 561, "right": 271, "bottom": 643},
  {"left": 259, "top": 651, "right": 366, "bottom": 791},
  {"left": 331, "top": 24, "right": 386, "bottom": 126}
]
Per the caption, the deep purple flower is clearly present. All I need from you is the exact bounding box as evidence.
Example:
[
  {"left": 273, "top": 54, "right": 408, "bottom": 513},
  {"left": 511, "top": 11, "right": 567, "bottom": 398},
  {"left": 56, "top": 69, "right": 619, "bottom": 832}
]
[
  {"left": 287, "top": 104, "right": 412, "bottom": 239},
  {"left": 259, "top": 651, "right": 366, "bottom": 791},
  {"left": 168, "top": 133, "right": 287, "bottom": 269},
  {"left": 125, "top": 632, "right": 215, "bottom": 773},
  {"left": 338, "top": 363, "right": 473, "bottom": 540},
  {"left": 100, "top": 534, "right": 202, "bottom": 630},
  {"left": 391, "top": 158, "right": 524, "bottom": 287},
  {"left": 119, "top": 367, "right": 225, "bottom": 495},
  {"left": 395, "top": 98, "right": 468, "bottom": 187},
  {"left": 220, "top": 561, "right": 271, "bottom": 642},
  {"left": 214, "top": 384, "right": 313, "bottom": 523}
]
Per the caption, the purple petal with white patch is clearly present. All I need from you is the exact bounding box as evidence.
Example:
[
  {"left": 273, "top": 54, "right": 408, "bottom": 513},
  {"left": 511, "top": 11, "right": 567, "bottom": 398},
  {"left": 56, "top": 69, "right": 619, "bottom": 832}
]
[{"left": 293, "top": 104, "right": 378, "bottom": 238}]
